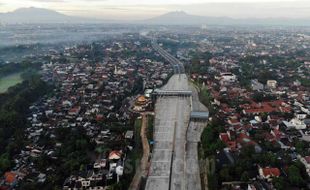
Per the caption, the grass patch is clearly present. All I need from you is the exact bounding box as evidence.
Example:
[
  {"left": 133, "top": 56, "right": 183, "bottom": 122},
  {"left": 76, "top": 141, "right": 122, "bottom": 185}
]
[
  {"left": 130, "top": 117, "right": 143, "bottom": 170},
  {"left": 0, "top": 72, "right": 23, "bottom": 93},
  {"left": 147, "top": 115, "right": 154, "bottom": 142},
  {"left": 191, "top": 80, "right": 216, "bottom": 115}
]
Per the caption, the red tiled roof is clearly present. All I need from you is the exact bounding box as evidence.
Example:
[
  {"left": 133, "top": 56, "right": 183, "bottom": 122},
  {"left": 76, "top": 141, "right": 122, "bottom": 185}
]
[
  {"left": 263, "top": 132, "right": 276, "bottom": 142},
  {"left": 305, "top": 156, "right": 310, "bottom": 164},
  {"left": 68, "top": 106, "right": 80, "bottom": 114},
  {"left": 109, "top": 150, "right": 122, "bottom": 160},
  {"left": 244, "top": 100, "right": 291, "bottom": 114},
  {"left": 237, "top": 133, "right": 257, "bottom": 146},
  {"left": 4, "top": 172, "right": 17, "bottom": 184},
  {"left": 219, "top": 133, "right": 230, "bottom": 143},
  {"left": 96, "top": 114, "right": 104, "bottom": 121},
  {"left": 0, "top": 186, "right": 10, "bottom": 190},
  {"left": 229, "top": 118, "right": 240, "bottom": 124},
  {"left": 262, "top": 168, "right": 280, "bottom": 177},
  {"left": 234, "top": 125, "right": 243, "bottom": 131},
  {"left": 272, "top": 129, "right": 282, "bottom": 140},
  {"left": 242, "top": 124, "right": 253, "bottom": 131},
  {"left": 227, "top": 141, "right": 237, "bottom": 151}
]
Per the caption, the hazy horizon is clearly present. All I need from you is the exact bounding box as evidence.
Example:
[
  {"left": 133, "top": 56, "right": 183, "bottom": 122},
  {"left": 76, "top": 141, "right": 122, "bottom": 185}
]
[{"left": 0, "top": 0, "right": 310, "bottom": 20}]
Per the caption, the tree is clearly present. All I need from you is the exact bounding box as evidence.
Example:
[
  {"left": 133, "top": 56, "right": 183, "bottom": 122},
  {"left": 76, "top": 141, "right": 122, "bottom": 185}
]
[
  {"left": 219, "top": 167, "right": 232, "bottom": 181},
  {"left": 241, "top": 171, "right": 250, "bottom": 182},
  {"left": 208, "top": 174, "right": 219, "bottom": 190},
  {"left": 240, "top": 145, "right": 255, "bottom": 159},
  {"left": 0, "top": 153, "right": 11, "bottom": 173},
  {"left": 288, "top": 165, "right": 304, "bottom": 187},
  {"left": 295, "top": 140, "right": 309, "bottom": 155},
  {"left": 273, "top": 176, "right": 286, "bottom": 190},
  {"left": 107, "top": 183, "right": 122, "bottom": 190}
]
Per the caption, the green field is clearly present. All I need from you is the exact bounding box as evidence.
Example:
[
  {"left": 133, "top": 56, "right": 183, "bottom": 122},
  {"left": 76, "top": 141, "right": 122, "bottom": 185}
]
[{"left": 0, "top": 72, "right": 23, "bottom": 93}]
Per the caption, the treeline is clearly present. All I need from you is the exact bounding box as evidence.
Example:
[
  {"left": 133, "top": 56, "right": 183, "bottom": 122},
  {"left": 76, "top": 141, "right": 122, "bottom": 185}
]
[
  {"left": 0, "top": 75, "right": 52, "bottom": 174},
  {"left": 200, "top": 119, "right": 226, "bottom": 159},
  {"left": 0, "top": 60, "right": 42, "bottom": 77},
  {"left": 0, "top": 44, "right": 47, "bottom": 64},
  {"left": 237, "top": 55, "right": 307, "bottom": 88},
  {"left": 186, "top": 51, "right": 213, "bottom": 74},
  {"left": 19, "top": 126, "right": 96, "bottom": 189}
]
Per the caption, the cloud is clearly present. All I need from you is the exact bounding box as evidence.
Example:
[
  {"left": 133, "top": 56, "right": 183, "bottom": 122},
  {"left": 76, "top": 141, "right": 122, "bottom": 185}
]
[{"left": 31, "top": 0, "right": 66, "bottom": 2}]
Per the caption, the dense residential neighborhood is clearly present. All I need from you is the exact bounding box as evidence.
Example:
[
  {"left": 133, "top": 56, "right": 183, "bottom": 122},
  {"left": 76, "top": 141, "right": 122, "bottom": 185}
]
[
  {"left": 0, "top": 35, "right": 172, "bottom": 189},
  {"left": 176, "top": 27, "right": 310, "bottom": 189},
  {"left": 0, "top": 22, "right": 309, "bottom": 190}
]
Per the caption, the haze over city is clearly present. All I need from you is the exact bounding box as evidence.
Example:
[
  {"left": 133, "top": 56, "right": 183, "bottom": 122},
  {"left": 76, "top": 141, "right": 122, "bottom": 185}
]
[{"left": 0, "top": 0, "right": 310, "bottom": 20}]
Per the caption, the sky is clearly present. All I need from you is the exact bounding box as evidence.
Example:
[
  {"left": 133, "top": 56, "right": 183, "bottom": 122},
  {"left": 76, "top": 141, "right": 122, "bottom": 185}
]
[{"left": 0, "top": 0, "right": 309, "bottom": 20}]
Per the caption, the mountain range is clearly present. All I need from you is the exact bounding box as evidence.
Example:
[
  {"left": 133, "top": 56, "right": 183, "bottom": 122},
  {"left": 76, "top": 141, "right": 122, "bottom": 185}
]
[
  {"left": 0, "top": 7, "right": 309, "bottom": 26},
  {"left": 0, "top": 7, "right": 106, "bottom": 24},
  {"left": 146, "top": 11, "right": 310, "bottom": 26}
]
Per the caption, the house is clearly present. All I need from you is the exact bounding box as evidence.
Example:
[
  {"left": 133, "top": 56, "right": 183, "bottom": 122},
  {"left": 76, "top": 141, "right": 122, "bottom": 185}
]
[
  {"left": 219, "top": 132, "right": 237, "bottom": 151},
  {"left": 243, "top": 101, "right": 290, "bottom": 115},
  {"left": 108, "top": 151, "right": 122, "bottom": 160},
  {"left": 63, "top": 174, "right": 106, "bottom": 190},
  {"left": 237, "top": 133, "right": 262, "bottom": 153},
  {"left": 298, "top": 155, "right": 310, "bottom": 176},
  {"left": 144, "top": 89, "right": 153, "bottom": 98},
  {"left": 251, "top": 79, "right": 264, "bottom": 91},
  {"left": 68, "top": 106, "right": 81, "bottom": 116},
  {"left": 220, "top": 72, "right": 237, "bottom": 82},
  {"left": 290, "top": 118, "right": 307, "bottom": 129},
  {"left": 125, "top": 130, "right": 134, "bottom": 139},
  {"left": 281, "top": 121, "right": 295, "bottom": 129},
  {"left": 4, "top": 172, "right": 17, "bottom": 186},
  {"left": 37, "top": 173, "right": 46, "bottom": 183},
  {"left": 219, "top": 133, "right": 230, "bottom": 143},
  {"left": 259, "top": 167, "right": 280, "bottom": 180},
  {"left": 30, "top": 149, "right": 42, "bottom": 158},
  {"left": 304, "top": 61, "right": 310, "bottom": 69},
  {"left": 228, "top": 117, "right": 241, "bottom": 126},
  {"left": 271, "top": 129, "right": 284, "bottom": 140},
  {"left": 266, "top": 80, "right": 277, "bottom": 89}
]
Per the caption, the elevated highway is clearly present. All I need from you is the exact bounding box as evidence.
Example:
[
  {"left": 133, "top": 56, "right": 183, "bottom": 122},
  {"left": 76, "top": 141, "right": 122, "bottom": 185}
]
[
  {"left": 145, "top": 74, "right": 190, "bottom": 190},
  {"left": 151, "top": 39, "right": 185, "bottom": 74},
  {"left": 145, "top": 40, "right": 209, "bottom": 190}
]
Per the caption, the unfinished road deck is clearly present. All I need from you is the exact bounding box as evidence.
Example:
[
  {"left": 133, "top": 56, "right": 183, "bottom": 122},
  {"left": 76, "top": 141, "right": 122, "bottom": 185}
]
[
  {"left": 185, "top": 84, "right": 209, "bottom": 190},
  {"left": 146, "top": 39, "right": 209, "bottom": 190}
]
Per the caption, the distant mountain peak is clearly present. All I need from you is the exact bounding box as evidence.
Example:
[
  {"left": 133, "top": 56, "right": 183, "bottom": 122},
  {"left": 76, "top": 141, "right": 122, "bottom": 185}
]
[
  {"left": 144, "top": 11, "right": 310, "bottom": 26},
  {"left": 0, "top": 7, "right": 71, "bottom": 23},
  {"left": 165, "top": 11, "right": 188, "bottom": 15},
  {"left": 146, "top": 11, "right": 204, "bottom": 25},
  {"left": 0, "top": 7, "right": 103, "bottom": 24},
  {"left": 11, "top": 7, "right": 60, "bottom": 14},
  {"left": 158, "top": 11, "right": 192, "bottom": 18},
  {"left": 9, "top": 7, "right": 68, "bottom": 19}
]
